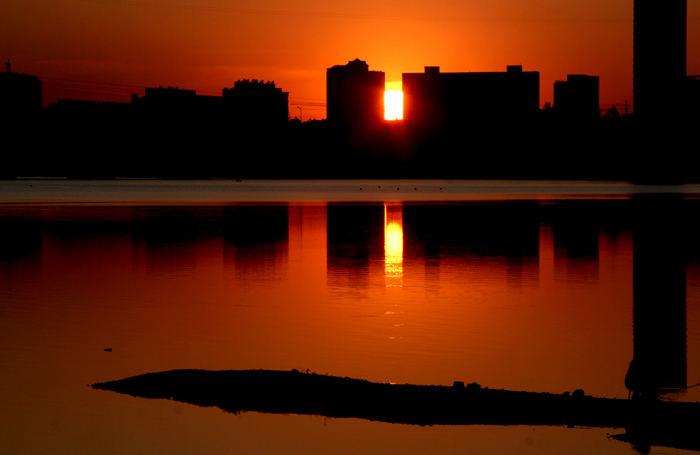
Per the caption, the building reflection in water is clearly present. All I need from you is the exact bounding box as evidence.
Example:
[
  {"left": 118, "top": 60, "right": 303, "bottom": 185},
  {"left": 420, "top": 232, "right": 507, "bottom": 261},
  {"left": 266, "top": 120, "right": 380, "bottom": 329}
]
[
  {"left": 289, "top": 204, "right": 327, "bottom": 292},
  {"left": 0, "top": 199, "right": 697, "bottom": 412},
  {"left": 384, "top": 203, "right": 403, "bottom": 287},
  {"left": 631, "top": 194, "right": 688, "bottom": 398},
  {"left": 0, "top": 216, "right": 43, "bottom": 288},
  {"left": 327, "top": 204, "right": 384, "bottom": 294},
  {"left": 222, "top": 205, "right": 289, "bottom": 278}
]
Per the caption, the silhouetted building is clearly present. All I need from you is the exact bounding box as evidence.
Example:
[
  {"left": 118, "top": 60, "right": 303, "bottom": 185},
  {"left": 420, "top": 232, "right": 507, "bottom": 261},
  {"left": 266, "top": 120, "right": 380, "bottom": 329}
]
[
  {"left": 223, "top": 79, "right": 289, "bottom": 125},
  {"left": 553, "top": 75, "right": 600, "bottom": 119},
  {"left": 402, "top": 65, "right": 539, "bottom": 130},
  {"left": 131, "top": 86, "right": 223, "bottom": 118},
  {"left": 51, "top": 99, "right": 131, "bottom": 118},
  {"left": 55, "top": 99, "right": 98, "bottom": 115},
  {"left": 327, "top": 59, "right": 385, "bottom": 129},
  {"left": 131, "top": 81, "right": 289, "bottom": 125},
  {"left": 686, "top": 75, "right": 700, "bottom": 117},
  {"left": 0, "top": 62, "right": 42, "bottom": 116},
  {"left": 633, "top": 0, "right": 687, "bottom": 117}
]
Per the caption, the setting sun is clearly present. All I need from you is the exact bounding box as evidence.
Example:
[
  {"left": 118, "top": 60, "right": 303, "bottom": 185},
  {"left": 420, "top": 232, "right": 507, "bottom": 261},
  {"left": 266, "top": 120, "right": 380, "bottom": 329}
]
[{"left": 384, "top": 90, "right": 403, "bottom": 120}]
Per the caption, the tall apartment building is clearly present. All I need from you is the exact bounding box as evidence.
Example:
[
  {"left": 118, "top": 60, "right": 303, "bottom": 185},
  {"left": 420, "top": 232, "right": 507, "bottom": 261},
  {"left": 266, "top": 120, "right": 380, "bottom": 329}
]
[
  {"left": 633, "top": 0, "right": 687, "bottom": 116},
  {"left": 326, "top": 59, "right": 385, "bottom": 129}
]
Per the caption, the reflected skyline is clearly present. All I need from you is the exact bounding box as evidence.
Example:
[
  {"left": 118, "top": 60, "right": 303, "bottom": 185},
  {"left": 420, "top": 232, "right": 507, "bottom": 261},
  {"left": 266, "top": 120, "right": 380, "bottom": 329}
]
[
  {"left": 0, "top": 200, "right": 697, "bottom": 404},
  {"left": 632, "top": 195, "right": 688, "bottom": 398}
]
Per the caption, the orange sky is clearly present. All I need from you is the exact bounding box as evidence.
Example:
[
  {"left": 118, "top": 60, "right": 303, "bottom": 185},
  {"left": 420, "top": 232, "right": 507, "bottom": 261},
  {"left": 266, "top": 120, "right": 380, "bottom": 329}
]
[{"left": 2, "top": 0, "right": 699, "bottom": 115}]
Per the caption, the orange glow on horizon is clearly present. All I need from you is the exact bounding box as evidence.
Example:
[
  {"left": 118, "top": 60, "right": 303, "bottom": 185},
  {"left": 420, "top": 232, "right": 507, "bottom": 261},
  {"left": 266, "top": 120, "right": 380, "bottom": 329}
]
[
  {"left": 384, "top": 90, "right": 403, "bottom": 120},
  {"left": 9, "top": 0, "right": 697, "bottom": 109}
]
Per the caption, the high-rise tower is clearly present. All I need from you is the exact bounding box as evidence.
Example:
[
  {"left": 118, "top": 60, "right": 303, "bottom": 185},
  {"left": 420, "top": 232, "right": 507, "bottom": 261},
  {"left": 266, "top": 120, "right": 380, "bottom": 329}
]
[
  {"left": 633, "top": 0, "right": 687, "bottom": 117},
  {"left": 326, "top": 59, "right": 385, "bottom": 129}
]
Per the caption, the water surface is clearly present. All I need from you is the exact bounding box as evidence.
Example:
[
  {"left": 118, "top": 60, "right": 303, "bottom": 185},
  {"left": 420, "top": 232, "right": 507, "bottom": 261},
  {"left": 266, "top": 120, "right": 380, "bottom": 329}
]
[{"left": 1, "top": 180, "right": 698, "bottom": 454}]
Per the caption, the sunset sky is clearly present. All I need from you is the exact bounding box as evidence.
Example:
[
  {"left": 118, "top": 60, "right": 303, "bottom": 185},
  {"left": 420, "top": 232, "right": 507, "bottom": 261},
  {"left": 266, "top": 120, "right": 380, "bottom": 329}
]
[{"left": 3, "top": 0, "right": 699, "bottom": 116}]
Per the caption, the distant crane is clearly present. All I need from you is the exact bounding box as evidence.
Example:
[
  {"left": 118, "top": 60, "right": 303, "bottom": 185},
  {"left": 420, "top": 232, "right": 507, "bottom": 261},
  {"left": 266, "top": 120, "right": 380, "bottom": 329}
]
[
  {"left": 600, "top": 100, "right": 630, "bottom": 117},
  {"left": 614, "top": 100, "right": 630, "bottom": 114},
  {"left": 290, "top": 101, "right": 326, "bottom": 122}
]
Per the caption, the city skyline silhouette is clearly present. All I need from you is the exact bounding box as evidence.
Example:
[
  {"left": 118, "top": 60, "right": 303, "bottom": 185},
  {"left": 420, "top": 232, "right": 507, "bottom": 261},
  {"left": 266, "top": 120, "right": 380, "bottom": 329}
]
[
  {"left": 2, "top": 0, "right": 699, "bottom": 112},
  {"left": 2, "top": 0, "right": 699, "bottom": 181}
]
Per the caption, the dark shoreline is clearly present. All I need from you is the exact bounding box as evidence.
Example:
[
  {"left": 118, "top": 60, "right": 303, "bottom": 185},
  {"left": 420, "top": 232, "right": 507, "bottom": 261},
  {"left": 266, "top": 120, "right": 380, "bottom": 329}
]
[
  {"left": 92, "top": 369, "right": 700, "bottom": 451},
  {"left": 6, "top": 110, "right": 700, "bottom": 183}
]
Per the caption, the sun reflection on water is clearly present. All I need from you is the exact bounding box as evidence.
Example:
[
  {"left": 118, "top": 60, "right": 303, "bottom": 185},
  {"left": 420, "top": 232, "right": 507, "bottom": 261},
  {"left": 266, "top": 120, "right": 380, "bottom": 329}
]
[{"left": 384, "top": 203, "right": 403, "bottom": 286}]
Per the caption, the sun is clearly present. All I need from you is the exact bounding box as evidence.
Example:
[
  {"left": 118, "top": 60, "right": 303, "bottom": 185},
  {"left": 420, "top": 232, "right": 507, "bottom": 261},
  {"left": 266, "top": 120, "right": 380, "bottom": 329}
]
[{"left": 384, "top": 90, "right": 403, "bottom": 120}]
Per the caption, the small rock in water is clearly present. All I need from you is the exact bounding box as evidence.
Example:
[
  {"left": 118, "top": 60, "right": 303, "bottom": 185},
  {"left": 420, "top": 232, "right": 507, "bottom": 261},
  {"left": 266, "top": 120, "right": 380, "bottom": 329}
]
[{"left": 104, "top": 348, "right": 112, "bottom": 352}]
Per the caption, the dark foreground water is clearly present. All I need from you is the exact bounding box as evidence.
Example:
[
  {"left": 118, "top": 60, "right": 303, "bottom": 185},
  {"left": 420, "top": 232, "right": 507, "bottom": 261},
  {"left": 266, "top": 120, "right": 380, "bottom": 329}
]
[{"left": 1, "top": 180, "right": 699, "bottom": 455}]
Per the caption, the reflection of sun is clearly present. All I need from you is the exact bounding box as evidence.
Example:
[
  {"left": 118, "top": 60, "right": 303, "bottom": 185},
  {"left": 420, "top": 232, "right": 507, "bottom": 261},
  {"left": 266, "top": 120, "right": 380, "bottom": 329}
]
[
  {"left": 384, "top": 204, "right": 403, "bottom": 286},
  {"left": 384, "top": 90, "right": 403, "bottom": 120},
  {"left": 385, "top": 221, "right": 403, "bottom": 266}
]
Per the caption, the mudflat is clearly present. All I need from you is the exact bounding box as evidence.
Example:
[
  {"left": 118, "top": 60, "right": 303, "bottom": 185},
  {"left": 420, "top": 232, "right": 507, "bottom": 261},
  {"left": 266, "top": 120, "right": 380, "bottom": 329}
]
[{"left": 92, "top": 369, "right": 700, "bottom": 451}]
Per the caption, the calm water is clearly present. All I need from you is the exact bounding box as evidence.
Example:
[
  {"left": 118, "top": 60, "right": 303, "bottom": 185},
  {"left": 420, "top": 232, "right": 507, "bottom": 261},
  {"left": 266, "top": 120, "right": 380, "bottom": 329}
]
[{"left": 1, "top": 180, "right": 699, "bottom": 455}]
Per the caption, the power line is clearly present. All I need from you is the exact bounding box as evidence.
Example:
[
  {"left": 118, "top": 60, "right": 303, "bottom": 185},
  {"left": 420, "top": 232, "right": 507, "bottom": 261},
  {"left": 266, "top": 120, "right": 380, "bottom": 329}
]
[
  {"left": 42, "top": 82, "right": 141, "bottom": 94},
  {"left": 42, "top": 86, "right": 140, "bottom": 98},
  {"left": 40, "top": 83, "right": 329, "bottom": 108},
  {"left": 289, "top": 96, "right": 326, "bottom": 101},
  {"left": 38, "top": 76, "right": 230, "bottom": 99},
  {"left": 291, "top": 102, "right": 326, "bottom": 107},
  {"left": 39, "top": 76, "right": 145, "bottom": 89},
  {"left": 75, "top": 0, "right": 657, "bottom": 23},
  {"left": 37, "top": 75, "right": 329, "bottom": 103}
]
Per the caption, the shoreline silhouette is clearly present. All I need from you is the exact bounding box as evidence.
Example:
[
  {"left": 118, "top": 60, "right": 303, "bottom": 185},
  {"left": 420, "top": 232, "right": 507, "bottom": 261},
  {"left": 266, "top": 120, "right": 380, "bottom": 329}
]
[{"left": 92, "top": 369, "right": 700, "bottom": 452}]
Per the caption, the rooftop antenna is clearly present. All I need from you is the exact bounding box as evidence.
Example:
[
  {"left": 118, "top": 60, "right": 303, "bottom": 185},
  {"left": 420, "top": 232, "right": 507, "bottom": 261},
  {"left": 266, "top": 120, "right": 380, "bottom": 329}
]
[{"left": 5, "top": 60, "right": 10, "bottom": 73}]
